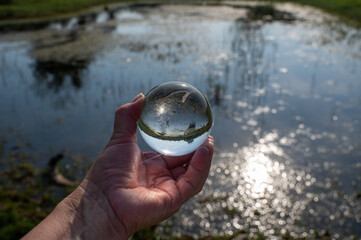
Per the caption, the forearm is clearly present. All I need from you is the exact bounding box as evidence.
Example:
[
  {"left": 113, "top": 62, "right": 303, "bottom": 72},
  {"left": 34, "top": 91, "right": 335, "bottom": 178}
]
[{"left": 22, "top": 179, "right": 129, "bottom": 240}]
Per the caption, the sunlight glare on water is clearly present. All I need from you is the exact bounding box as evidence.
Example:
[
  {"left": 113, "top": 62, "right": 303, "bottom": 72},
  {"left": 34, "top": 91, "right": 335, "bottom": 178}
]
[{"left": 244, "top": 154, "right": 271, "bottom": 197}]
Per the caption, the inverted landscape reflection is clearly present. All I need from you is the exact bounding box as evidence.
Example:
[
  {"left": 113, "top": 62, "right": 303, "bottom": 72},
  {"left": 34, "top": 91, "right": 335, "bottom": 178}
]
[{"left": 0, "top": 3, "right": 360, "bottom": 239}]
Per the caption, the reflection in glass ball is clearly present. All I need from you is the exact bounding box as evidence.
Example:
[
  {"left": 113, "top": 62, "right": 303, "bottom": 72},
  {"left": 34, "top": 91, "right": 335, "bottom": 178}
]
[{"left": 138, "top": 81, "right": 213, "bottom": 156}]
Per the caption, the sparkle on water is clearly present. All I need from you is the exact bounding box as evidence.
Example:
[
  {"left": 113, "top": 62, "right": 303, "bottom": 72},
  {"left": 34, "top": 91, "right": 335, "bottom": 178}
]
[{"left": 138, "top": 81, "right": 212, "bottom": 156}]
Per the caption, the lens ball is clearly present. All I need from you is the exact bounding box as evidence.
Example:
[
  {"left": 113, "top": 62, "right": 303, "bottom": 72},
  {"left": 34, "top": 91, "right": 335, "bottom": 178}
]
[{"left": 138, "top": 81, "right": 213, "bottom": 156}]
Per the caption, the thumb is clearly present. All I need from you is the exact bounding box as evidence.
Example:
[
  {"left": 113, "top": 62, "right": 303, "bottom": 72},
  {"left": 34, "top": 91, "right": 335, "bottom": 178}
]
[{"left": 113, "top": 93, "right": 145, "bottom": 140}]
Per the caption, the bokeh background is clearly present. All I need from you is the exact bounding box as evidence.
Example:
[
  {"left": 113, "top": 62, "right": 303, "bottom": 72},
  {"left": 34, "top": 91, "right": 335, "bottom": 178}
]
[{"left": 0, "top": 1, "right": 360, "bottom": 239}]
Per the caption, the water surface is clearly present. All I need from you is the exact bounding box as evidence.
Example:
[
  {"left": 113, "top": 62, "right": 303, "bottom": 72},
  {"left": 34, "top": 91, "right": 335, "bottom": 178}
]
[{"left": 0, "top": 3, "right": 360, "bottom": 239}]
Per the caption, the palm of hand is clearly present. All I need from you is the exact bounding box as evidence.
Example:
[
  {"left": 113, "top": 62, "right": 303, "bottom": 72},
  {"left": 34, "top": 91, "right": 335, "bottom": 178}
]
[
  {"left": 87, "top": 138, "right": 212, "bottom": 235},
  {"left": 96, "top": 140, "right": 183, "bottom": 230},
  {"left": 85, "top": 95, "right": 213, "bottom": 236},
  {"left": 22, "top": 94, "right": 213, "bottom": 240}
]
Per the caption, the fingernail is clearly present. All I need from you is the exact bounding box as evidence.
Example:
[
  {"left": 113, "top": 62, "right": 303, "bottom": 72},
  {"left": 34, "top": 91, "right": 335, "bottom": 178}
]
[
  {"left": 131, "top": 93, "right": 144, "bottom": 103},
  {"left": 199, "top": 144, "right": 210, "bottom": 153}
]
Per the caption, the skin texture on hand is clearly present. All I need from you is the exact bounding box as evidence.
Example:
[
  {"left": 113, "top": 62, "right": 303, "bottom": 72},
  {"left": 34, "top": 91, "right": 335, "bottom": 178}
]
[
  {"left": 85, "top": 93, "right": 214, "bottom": 236},
  {"left": 22, "top": 93, "right": 214, "bottom": 240}
]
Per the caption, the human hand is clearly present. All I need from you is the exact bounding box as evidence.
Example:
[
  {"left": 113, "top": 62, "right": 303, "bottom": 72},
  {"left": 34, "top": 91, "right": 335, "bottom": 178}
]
[
  {"left": 83, "top": 93, "right": 214, "bottom": 237},
  {"left": 22, "top": 93, "right": 214, "bottom": 240}
]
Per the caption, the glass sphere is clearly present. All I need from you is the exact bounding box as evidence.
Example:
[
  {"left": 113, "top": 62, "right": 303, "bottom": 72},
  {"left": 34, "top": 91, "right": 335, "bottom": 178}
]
[{"left": 138, "top": 81, "right": 213, "bottom": 156}]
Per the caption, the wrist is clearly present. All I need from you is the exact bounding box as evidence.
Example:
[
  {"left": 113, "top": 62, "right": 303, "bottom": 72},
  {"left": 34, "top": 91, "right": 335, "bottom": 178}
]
[{"left": 60, "top": 179, "right": 130, "bottom": 240}]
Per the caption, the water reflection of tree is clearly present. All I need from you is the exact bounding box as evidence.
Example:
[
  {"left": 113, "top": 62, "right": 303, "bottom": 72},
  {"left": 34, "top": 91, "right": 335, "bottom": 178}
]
[
  {"left": 33, "top": 61, "right": 87, "bottom": 92},
  {"left": 208, "top": 18, "right": 277, "bottom": 137},
  {"left": 31, "top": 60, "right": 89, "bottom": 109},
  {"left": 28, "top": 27, "right": 101, "bottom": 108}
]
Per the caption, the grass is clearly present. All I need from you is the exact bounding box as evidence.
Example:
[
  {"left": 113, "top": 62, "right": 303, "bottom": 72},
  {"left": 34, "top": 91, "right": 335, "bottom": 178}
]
[
  {"left": 0, "top": 150, "right": 82, "bottom": 240},
  {"left": 0, "top": 0, "right": 124, "bottom": 20},
  {"left": 0, "top": 159, "right": 68, "bottom": 240},
  {"left": 0, "top": 0, "right": 360, "bottom": 26},
  {"left": 269, "top": 0, "right": 361, "bottom": 26}
]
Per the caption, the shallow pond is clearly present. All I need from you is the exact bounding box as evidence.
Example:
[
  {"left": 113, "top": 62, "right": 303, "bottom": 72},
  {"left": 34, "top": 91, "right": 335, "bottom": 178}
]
[{"left": 0, "top": 2, "right": 360, "bottom": 239}]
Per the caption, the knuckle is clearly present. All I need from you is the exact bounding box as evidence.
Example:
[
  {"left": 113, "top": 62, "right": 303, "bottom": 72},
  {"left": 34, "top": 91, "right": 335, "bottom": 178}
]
[{"left": 115, "top": 105, "right": 128, "bottom": 116}]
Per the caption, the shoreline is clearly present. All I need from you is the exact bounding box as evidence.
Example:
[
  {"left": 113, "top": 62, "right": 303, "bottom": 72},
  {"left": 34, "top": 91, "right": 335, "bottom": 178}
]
[
  {"left": 0, "top": 0, "right": 360, "bottom": 32},
  {"left": 0, "top": 1, "right": 129, "bottom": 32},
  {"left": 0, "top": 1, "right": 212, "bottom": 32}
]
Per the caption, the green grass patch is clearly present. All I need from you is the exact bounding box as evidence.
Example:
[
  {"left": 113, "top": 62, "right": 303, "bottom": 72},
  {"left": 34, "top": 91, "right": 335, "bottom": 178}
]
[
  {"left": 0, "top": 155, "right": 74, "bottom": 239},
  {"left": 269, "top": 0, "right": 361, "bottom": 25},
  {"left": 0, "top": 0, "right": 125, "bottom": 20},
  {"left": 0, "top": 0, "right": 360, "bottom": 25}
]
